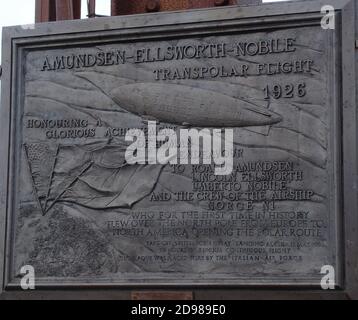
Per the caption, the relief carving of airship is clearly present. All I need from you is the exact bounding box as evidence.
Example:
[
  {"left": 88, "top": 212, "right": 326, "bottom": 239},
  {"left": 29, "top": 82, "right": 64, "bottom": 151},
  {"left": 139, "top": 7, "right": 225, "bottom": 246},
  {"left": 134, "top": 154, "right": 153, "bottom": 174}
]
[{"left": 110, "top": 83, "right": 282, "bottom": 128}]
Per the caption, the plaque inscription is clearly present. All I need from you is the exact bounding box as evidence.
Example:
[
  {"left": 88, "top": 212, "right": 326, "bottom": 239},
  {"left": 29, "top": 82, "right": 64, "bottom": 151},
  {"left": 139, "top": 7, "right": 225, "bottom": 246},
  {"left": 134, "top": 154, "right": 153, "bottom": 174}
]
[{"left": 8, "top": 22, "right": 339, "bottom": 286}]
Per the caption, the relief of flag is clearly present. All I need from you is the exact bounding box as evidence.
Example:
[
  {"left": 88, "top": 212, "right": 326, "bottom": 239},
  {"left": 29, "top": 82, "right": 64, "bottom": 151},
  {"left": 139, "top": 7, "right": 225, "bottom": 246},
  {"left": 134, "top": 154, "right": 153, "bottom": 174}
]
[{"left": 25, "top": 139, "right": 164, "bottom": 214}]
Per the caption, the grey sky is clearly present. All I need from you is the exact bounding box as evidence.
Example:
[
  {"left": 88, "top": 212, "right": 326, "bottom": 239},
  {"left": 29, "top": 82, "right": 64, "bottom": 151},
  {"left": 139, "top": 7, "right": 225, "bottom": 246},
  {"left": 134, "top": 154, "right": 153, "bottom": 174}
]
[{"left": 0, "top": 0, "right": 282, "bottom": 63}]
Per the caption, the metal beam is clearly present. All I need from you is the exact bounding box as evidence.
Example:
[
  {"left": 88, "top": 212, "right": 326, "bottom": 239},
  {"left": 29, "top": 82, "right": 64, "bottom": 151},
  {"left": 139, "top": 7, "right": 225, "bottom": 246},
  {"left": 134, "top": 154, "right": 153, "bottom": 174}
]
[
  {"left": 73, "top": 0, "right": 82, "bottom": 19},
  {"left": 88, "top": 0, "right": 96, "bottom": 18},
  {"left": 35, "top": 0, "right": 56, "bottom": 23},
  {"left": 111, "top": 0, "right": 261, "bottom": 16},
  {"left": 36, "top": 0, "right": 81, "bottom": 22},
  {"left": 55, "top": 0, "right": 74, "bottom": 20}
]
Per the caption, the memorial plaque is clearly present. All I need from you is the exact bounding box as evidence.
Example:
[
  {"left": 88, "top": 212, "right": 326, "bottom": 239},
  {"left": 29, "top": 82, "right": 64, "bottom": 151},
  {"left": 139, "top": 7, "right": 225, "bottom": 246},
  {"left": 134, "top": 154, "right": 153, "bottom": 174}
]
[{"left": 1, "top": 0, "right": 357, "bottom": 298}]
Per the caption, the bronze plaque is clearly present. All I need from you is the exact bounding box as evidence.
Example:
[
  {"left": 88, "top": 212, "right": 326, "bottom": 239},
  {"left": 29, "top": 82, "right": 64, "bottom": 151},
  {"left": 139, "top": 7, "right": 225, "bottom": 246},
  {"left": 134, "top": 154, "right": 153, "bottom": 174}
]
[{"left": 1, "top": 1, "right": 357, "bottom": 298}]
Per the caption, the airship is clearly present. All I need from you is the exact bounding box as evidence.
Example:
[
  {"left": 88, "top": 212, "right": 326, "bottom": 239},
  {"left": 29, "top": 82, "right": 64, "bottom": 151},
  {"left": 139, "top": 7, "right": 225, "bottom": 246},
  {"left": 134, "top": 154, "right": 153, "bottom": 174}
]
[{"left": 110, "top": 83, "right": 282, "bottom": 128}]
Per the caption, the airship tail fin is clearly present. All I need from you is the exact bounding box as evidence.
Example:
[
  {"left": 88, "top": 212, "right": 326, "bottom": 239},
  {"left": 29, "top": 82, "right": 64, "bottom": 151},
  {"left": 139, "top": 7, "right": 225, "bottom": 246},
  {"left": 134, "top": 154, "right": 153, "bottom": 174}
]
[{"left": 245, "top": 125, "right": 272, "bottom": 136}]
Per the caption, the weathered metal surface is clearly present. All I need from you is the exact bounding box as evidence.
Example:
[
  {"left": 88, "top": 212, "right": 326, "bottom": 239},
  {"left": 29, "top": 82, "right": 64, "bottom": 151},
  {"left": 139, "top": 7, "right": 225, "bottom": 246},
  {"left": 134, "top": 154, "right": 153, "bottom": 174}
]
[
  {"left": 88, "top": 0, "right": 96, "bottom": 18},
  {"left": 35, "top": 0, "right": 56, "bottom": 23},
  {"left": 146, "top": 0, "right": 161, "bottom": 13},
  {"left": 35, "top": 0, "right": 260, "bottom": 22},
  {"left": 56, "top": 0, "right": 74, "bottom": 20},
  {"left": 18, "top": 27, "right": 335, "bottom": 284},
  {"left": 35, "top": 0, "right": 81, "bottom": 22},
  {"left": 111, "top": 0, "right": 242, "bottom": 16},
  {"left": 0, "top": 0, "right": 357, "bottom": 299},
  {"left": 73, "top": 0, "right": 82, "bottom": 19},
  {"left": 35, "top": 0, "right": 260, "bottom": 23}
]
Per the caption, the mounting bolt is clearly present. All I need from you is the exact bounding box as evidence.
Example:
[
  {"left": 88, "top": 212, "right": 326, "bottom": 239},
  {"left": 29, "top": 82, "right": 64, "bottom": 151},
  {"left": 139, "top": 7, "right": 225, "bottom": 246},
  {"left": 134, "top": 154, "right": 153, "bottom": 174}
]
[
  {"left": 146, "top": 0, "right": 160, "bottom": 12},
  {"left": 214, "top": 0, "right": 229, "bottom": 6}
]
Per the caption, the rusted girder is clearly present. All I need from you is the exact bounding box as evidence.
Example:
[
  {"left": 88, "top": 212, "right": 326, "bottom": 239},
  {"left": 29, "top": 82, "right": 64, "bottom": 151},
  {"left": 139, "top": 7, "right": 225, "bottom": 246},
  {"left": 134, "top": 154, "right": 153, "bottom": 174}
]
[
  {"left": 111, "top": 0, "right": 260, "bottom": 16},
  {"left": 35, "top": 0, "right": 81, "bottom": 22},
  {"left": 35, "top": 0, "right": 56, "bottom": 22},
  {"left": 35, "top": 0, "right": 261, "bottom": 22},
  {"left": 73, "top": 0, "right": 82, "bottom": 19},
  {"left": 87, "top": 0, "right": 96, "bottom": 18},
  {"left": 56, "top": 0, "right": 73, "bottom": 20}
]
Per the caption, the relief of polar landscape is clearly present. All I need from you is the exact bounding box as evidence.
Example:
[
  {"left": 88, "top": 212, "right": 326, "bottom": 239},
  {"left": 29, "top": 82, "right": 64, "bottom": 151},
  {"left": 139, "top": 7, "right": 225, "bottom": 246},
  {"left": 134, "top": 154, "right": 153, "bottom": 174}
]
[{"left": 10, "top": 26, "right": 339, "bottom": 285}]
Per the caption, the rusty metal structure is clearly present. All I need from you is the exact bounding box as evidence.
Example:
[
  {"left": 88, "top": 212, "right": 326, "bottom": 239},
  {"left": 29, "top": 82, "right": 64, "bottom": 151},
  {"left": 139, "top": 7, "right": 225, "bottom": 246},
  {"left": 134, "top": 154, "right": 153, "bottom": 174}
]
[
  {"left": 35, "top": 0, "right": 81, "bottom": 22},
  {"left": 35, "top": 0, "right": 261, "bottom": 22}
]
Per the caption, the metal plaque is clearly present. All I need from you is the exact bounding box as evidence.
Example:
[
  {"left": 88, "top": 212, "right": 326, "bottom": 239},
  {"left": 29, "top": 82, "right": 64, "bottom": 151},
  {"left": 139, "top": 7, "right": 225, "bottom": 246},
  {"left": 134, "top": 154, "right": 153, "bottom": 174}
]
[{"left": 1, "top": 0, "right": 357, "bottom": 298}]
